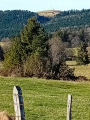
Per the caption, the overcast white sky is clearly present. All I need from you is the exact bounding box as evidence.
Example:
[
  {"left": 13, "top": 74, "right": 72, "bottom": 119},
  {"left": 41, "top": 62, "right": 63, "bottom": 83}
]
[{"left": 0, "top": 0, "right": 90, "bottom": 12}]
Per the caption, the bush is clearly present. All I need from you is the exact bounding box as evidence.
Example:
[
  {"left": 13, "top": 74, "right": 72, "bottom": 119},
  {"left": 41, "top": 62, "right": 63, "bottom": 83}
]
[
  {"left": 58, "top": 63, "right": 75, "bottom": 80},
  {"left": 24, "top": 51, "right": 49, "bottom": 77}
]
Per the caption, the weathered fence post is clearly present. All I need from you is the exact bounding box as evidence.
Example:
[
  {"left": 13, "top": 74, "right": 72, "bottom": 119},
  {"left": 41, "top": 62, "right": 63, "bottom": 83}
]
[
  {"left": 13, "top": 86, "right": 25, "bottom": 120},
  {"left": 67, "top": 94, "right": 72, "bottom": 120}
]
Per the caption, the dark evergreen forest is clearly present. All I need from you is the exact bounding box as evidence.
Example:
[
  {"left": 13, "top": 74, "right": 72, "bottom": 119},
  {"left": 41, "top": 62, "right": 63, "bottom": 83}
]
[
  {"left": 0, "top": 10, "right": 51, "bottom": 39},
  {"left": 43, "top": 9, "right": 90, "bottom": 32}
]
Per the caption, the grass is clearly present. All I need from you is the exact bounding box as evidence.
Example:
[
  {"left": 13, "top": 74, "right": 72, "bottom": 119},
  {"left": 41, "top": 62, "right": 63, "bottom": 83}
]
[
  {"left": 0, "top": 77, "right": 90, "bottom": 120},
  {"left": 66, "top": 61, "right": 90, "bottom": 79},
  {"left": 73, "top": 65, "right": 90, "bottom": 79},
  {"left": 66, "top": 61, "right": 77, "bottom": 66},
  {"left": 37, "top": 10, "right": 60, "bottom": 17}
]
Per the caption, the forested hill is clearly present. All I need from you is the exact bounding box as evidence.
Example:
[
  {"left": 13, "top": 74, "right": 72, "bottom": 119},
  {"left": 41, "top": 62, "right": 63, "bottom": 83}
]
[
  {"left": 1, "top": 9, "right": 90, "bottom": 40},
  {"left": 0, "top": 10, "right": 51, "bottom": 40},
  {"left": 43, "top": 9, "right": 90, "bottom": 33}
]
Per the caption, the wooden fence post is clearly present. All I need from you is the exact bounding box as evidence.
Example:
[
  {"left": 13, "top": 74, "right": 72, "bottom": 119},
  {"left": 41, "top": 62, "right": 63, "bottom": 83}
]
[
  {"left": 67, "top": 94, "right": 72, "bottom": 120},
  {"left": 13, "top": 86, "right": 25, "bottom": 120}
]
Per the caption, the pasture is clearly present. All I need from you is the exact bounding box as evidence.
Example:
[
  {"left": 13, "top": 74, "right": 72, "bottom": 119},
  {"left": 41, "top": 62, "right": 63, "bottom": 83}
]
[
  {"left": 0, "top": 77, "right": 90, "bottom": 120},
  {"left": 37, "top": 10, "right": 60, "bottom": 17},
  {"left": 66, "top": 61, "right": 90, "bottom": 79}
]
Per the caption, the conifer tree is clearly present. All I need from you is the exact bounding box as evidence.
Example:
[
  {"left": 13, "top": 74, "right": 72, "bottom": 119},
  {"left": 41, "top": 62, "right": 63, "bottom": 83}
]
[
  {"left": 4, "top": 17, "right": 49, "bottom": 76},
  {"left": 76, "top": 43, "right": 89, "bottom": 65},
  {"left": 21, "top": 17, "right": 48, "bottom": 58},
  {"left": 3, "top": 36, "right": 23, "bottom": 69},
  {"left": 77, "top": 29, "right": 89, "bottom": 65}
]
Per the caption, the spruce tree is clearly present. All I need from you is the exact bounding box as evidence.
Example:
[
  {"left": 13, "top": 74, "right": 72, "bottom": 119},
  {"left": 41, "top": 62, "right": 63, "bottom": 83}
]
[
  {"left": 3, "top": 36, "right": 23, "bottom": 69},
  {"left": 77, "top": 29, "right": 89, "bottom": 65},
  {"left": 21, "top": 17, "right": 48, "bottom": 58},
  {"left": 4, "top": 17, "right": 49, "bottom": 76},
  {"left": 76, "top": 43, "right": 89, "bottom": 65}
]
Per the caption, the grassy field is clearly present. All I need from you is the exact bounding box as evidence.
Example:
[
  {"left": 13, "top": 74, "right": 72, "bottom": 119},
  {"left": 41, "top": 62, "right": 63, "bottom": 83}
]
[
  {"left": 66, "top": 61, "right": 90, "bottom": 79},
  {"left": 38, "top": 10, "right": 60, "bottom": 17},
  {"left": 0, "top": 77, "right": 90, "bottom": 120}
]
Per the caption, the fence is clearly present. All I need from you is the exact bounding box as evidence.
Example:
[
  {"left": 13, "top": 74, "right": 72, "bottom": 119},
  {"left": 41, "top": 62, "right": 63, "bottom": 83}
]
[{"left": 13, "top": 86, "right": 72, "bottom": 120}]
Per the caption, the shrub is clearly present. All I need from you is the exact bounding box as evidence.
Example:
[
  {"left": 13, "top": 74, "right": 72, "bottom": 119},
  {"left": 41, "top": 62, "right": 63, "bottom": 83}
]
[{"left": 24, "top": 51, "right": 49, "bottom": 77}]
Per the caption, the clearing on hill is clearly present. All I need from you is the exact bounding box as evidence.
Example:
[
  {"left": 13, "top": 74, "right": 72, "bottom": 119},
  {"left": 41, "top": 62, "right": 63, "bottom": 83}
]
[{"left": 38, "top": 10, "right": 60, "bottom": 17}]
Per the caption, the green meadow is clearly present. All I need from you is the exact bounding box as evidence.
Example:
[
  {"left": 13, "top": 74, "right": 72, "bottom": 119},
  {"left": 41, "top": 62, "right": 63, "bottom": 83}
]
[{"left": 0, "top": 77, "right": 90, "bottom": 120}]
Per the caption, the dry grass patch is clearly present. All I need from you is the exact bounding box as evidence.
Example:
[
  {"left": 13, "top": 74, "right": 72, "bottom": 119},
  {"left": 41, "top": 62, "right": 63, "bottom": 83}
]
[
  {"left": 66, "top": 61, "right": 90, "bottom": 79},
  {"left": 0, "top": 111, "right": 14, "bottom": 120},
  {"left": 38, "top": 10, "right": 60, "bottom": 17},
  {"left": 73, "top": 65, "right": 90, "bottom": 79}
]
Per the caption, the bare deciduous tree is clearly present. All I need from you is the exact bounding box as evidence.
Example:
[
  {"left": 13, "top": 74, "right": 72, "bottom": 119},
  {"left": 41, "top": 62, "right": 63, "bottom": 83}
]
[{"left": 49, "top": 36, "right": 66, "bottom": 66}]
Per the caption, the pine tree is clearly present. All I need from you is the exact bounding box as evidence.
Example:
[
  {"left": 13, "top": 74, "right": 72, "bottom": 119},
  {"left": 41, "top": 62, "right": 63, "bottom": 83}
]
[
  {"left": 3, "top": 36, "right": 23, "bottom": 69},
  {"left": 76, "top": 43, "right": 89, "bottom": 65},
  {"left": 4, "top": 17, "right": 49, "bottom": 76},
  {"left": 21, "top": 17, "right": 48, "bottom": 58},
  {"left": 21, "top": 17, "right": 49, "bottom": 76}
]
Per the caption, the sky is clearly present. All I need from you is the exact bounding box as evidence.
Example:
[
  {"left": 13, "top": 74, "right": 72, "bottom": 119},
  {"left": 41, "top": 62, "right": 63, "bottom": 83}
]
[{"left": 0, "top": 0, "right": 90, "bottom": 12}]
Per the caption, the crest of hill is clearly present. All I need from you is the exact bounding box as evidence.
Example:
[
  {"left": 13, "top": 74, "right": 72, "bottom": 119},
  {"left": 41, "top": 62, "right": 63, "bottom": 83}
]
[
  {"left": 38, "top": 10, "right": 60, "bottom": 17},
  {"left": 43, "top": 9, "right": 90, "bottom": 32}
]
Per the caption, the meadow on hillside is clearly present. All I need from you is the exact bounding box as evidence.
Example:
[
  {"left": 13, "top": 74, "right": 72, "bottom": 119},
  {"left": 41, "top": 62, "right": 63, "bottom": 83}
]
[
  {"left": 0, "top": 77, "right": 90, "bottom": 120},
  {"left": 66, "top": 61, "right": 90, "bottom": 79}
]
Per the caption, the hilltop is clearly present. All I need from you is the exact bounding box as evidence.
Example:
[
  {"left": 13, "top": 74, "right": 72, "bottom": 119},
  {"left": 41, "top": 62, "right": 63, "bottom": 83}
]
[
  {"left": 43, "top": 9, "right": 90, "bottom": 32},
  {"left": 38, "top": 10, "right": 60, "bottom": 17}
]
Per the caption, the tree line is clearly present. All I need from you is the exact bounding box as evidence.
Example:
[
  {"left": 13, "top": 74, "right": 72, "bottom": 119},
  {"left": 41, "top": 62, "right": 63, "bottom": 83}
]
[
  {"left": 0, "top": 17, "right": 89, "bottom": 80},
  {"left": 2, "top": 17, "right": 74, "bottom": 80}
]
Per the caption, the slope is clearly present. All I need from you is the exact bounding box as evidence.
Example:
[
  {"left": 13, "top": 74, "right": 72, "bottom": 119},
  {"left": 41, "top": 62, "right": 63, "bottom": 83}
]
[
  {"left": 38, "top": 10, "right": 60, "bottom": 17},
  {"left": 0, "top": 10, "right": 51, "bottom": 40},
  {"left": 43, "top": 9, "right": 90, "bottom": 33}
]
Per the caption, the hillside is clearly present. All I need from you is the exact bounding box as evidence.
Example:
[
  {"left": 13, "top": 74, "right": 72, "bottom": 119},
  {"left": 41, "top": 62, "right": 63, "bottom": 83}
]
[
  {"left": 43, "top": 9, "right": 90, "bottom": 33},
  {"left": 1, "top": 9, "right": 90, "bottom": 40},
  {"left": 38, "top": 10, "right": 60, "bottom": 17},
  {"left": 0, "top": 10, "right": 51, "bottom": 40}
]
